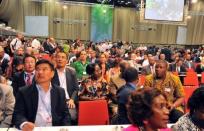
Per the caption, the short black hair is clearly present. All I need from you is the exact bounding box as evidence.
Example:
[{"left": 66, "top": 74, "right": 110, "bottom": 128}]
[
  {"left": 35, "top": 59, "right": 54, "bottom": 71},
  {"left": 56, "top": 51, "right": 68, "bottom": 59},
  {"left": 23, "top": 54, "right": 36, "bottom": 64},
  {"left": 86, "top": 63, "right": 100, "bottom": 76},
  {"left": 122, "top": 67, "right": 138, "bottom": 82},
  {"left": 127, "top": 88, "right": 163, "bottom": 126},
  {"left": 188, "top": 87, "right": 204, "bottom": 115}
]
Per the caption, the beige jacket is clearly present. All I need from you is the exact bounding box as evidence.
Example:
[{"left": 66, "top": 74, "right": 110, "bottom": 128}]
[{"left": 0, "top": 84, "right": 15, "bottom": 127}]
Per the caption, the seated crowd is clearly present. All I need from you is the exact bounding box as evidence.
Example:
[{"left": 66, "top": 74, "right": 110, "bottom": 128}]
[{"left": 0, "top": 34, "right": 204, "bottom": 131}]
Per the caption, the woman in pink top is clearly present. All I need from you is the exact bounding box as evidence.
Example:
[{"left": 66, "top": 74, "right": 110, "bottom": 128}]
[{"left": 124, "top": 88, "right": 171, "bottom": 131}]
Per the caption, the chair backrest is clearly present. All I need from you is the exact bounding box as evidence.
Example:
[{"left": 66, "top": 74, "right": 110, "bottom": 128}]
[
  {"left": 78, "top": 100, "right": 109, "bottom": 125},
  {"left": 186, "top": 68, "right": 194, "bottom": 72},
  {"left": 138, "top": 75, "right": 146, "bottom": 87},
  {"left": 186, "top": 71, "right": 197, "bottom": 77},
  {"left": 41, "top": 53, "right": 51, "bottom": 61},
  {"left": 184, "top": 86, "right": 198, "bottom": 112},
  {"left": 183, "top": 76, "right": 199, "bottom": 86},
  {"left": 201, "top": 72, "right": 204, "bottom": 84}
]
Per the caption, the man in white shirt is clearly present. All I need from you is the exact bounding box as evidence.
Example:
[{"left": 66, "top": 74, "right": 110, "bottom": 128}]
[
  {"left": 10, "top": 33, "right": 23, "bottom": 54},
  {"left": 52, "top": 51, "right": 79, "bottom": 125},
  {"left": 31, "top": 37, "right": 41, "bottom": 50}
]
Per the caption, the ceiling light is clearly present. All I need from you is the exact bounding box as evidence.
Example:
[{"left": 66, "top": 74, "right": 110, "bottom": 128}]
[
  {"left": 187, "top": 15, "right": 192, "bottom": 19},
  {"left": 63, "top": 5, "right": 67, "bottom": 9},
  {"left": 191, "top": 0, "right": 198, "bottom": 3}
]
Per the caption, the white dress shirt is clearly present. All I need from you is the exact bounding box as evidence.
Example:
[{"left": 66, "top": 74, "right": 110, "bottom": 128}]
[
  {"left": 10, "top": 38, "right": 22, "bottom": 50},
  {"left": 57, "top": 69, "right": 70, "bottom": 99},
  {"left": 31, "top": 39, "right": 41, "bottom": 50},
  {"left": 35, "top": 84, "right": 52, "bottom": 127}
]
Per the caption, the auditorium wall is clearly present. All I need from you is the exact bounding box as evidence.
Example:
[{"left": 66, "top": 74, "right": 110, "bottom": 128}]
[{"left": 0, "top": 0, "right": 204, "bottom": 45}]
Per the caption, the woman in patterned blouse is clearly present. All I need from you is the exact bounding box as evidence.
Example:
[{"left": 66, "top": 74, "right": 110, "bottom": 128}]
[
  {"left": 79, "top": 63, "right": 109, "bottom": 101},
  {"left": 172, "top": 87, "right": 204, "bottom": 131}
]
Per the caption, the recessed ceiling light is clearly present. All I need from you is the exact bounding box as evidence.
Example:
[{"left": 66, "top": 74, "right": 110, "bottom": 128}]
[
  {"left": 191, "top": 0, "right": 198, "bottom": 3},
  {"left": 63, "top": 5, "right": 67, "bottom": 9}
]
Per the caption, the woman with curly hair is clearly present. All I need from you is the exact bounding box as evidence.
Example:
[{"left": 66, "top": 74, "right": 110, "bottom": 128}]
[{"left": 124, "top": 88, "right": 171, "bottom": 131}]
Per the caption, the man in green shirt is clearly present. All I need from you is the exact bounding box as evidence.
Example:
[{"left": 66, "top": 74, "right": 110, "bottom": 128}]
[{"left": 71, "top": 51, "right": 89, "bottom": 80}]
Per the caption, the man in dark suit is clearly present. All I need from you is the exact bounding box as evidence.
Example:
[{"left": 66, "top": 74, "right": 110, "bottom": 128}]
[
  {"left": 12, "top": 55, "right": 36, "bottom": 97},
  {"left": 52, "top": 51, "right": 79, "bottom": 124},
  {"left": 43, "top": 38, "right": 56, "bottom": 54},
  {"left": 0, "top": 46, "right": 9, "bottom": 76},
  {"left": 183, "top": 54, "right": 195, "bottom": 71},
  {"left": 117, "top": 67, "right": 138, "bottom": 124},
  {"left": 141, "top": 56, "right": 156, "bottom": 75},
  {"left": 12, "top": 59, "right": 71, "bottom": 130},
  {"left": 169, "top": 58, "right": 186, "bottom": 73}
]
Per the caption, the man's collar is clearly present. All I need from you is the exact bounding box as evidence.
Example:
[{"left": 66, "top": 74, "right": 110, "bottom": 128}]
[
  {"left": 36, "top": 83, "right": 52, "bottom": 93},
  {"left": 127, "top": 82, "right": 136, "bottom": 89},
  {"left": 57, "top": 68, "right": 66, "bottom": 73},
  {"left": 25, "top": 71, "right": 35, "bottom": 75}
]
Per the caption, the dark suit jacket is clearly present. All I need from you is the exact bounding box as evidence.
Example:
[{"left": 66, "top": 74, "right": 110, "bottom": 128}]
[
  {"left": 0, "top": 58, "right": 9, "bottom": 75},
  {"left": 12, "top": 84, "right": 71, "bottom": 129},
  {"left": 52, "top": 67, "right": 79, "bottom": 103},
  {"left": 141, "top": 65, "right": 152, "bottom": 75},
  {"left": 183, "top": 61, "right": 195, "bottom": 70},
  {"left": 43, "top": 42, "right": 55, "bottom": 54},
  {"left": 169, "top": 64, "right": 187, "bottom": 73},
  {"left": 11, "top": 71, "right": 26, "bottom": 97}
]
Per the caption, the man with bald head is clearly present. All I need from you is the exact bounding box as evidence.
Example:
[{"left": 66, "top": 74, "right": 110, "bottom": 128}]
[{"left": 144, "top": 60, "right": 185, "bottom": 123}]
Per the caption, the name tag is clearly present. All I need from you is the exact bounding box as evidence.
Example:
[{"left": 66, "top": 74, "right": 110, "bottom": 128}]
[
  {"left": 83, "top": 71, "right": 87, "bottom": 75},
  {"left": 164, "top": 87, "right": 171, "bottom": 92}
]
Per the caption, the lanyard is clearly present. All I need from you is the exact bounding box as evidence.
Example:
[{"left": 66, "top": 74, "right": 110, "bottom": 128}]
[{"left": 39, "top": 92, "right": 52, "bottom": 118}]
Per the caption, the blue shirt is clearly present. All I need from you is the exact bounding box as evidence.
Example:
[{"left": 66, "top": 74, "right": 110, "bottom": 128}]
[{"left": 35, "top": 84, "right": 52, "bottom": 127}]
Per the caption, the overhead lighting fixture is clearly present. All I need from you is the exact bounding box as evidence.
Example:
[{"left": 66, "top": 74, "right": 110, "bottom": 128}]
[
  {"left": 63, "top": 5, "right": 67, "bottom": 9},
  {"left": 191, "top": 0, "right": 198, "bottom": 3},
  {"left": 187, "top": 15, "right": 192, "bottom": 19},
  {"left": 30, "top": 0, "right": 48, "bottom": 2}
]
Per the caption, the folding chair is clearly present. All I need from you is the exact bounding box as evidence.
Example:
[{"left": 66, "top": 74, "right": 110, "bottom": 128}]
[
  {"left": 184, "top": 86, "right": 198, "bottom": 112},
  {"left": 138, "top": 75, "right": 146, "bottom": 87},
  {"left": 78, "top": 100, "right": 109, "bottom": 125},
  {"left": 201, "top": 72, "right": 204, "bottom": 84},
  {"left": 186, "top": 68, "right": 194, "bottom": 72},
  {"left": 183, "top": 76, "right": 199, "bottom": 87}
]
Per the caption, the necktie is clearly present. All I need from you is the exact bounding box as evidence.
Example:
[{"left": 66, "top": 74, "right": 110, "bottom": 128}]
[{"left": 26, "top": 73, "right": 32, "bottom": 86}]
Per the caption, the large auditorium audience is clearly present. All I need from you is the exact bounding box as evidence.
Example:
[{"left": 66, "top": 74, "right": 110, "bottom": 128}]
[{"left": 0, "top": 34, "right": 204, "bottom": 130}]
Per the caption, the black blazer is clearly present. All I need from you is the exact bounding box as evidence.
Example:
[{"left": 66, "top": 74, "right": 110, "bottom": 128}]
[
  {"left": 11, "top": 71, "right": 26, "bottom": 97},
  {"left": 12, "top": 84, "right": 71, "bottom": 129},
  {"left": 0, "top": 58, "right": 9, "bottom": 75},
  {"left": 43, "top": 42, "right": 55, "bottom": 54},
  {"left": 52, "top": 67, "right": 79, "bottom": 103},
  {"left": 169, "top": 64, "right": 187, "bottom": 73}
]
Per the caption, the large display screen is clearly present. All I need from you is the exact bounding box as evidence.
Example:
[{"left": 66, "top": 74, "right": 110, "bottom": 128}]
[{"left": 144, "top": 0, "right": 185, "bottom": 21}]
